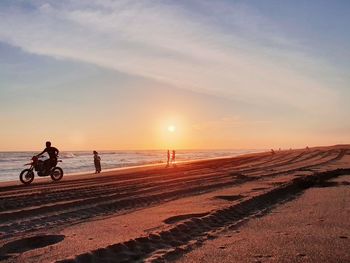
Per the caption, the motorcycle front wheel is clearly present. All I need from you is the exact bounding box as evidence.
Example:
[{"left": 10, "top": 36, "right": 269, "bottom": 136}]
[
  {"left": 51, "top": 167, "right": 63, "bottom": 181},
  {"left": 20, "top": 169, "right": 34, "bottom": 185}
]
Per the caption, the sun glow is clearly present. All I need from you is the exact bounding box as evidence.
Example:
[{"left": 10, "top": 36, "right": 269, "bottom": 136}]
[
  {"left": 168, "top": 125, "right": 176, "bottom": 132},
  {"left": 154, "top": 116, "right": 188, "bottom": 149}
]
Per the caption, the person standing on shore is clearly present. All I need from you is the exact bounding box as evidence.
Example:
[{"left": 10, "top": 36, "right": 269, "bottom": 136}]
[
  {"left": 93, "top": 151, "right": 101, "bottom": 173},
  {"left": 171, "top": 150, "right": 176, "bottom": 166},
  {"left": 166, "top": 150, "right": 170, "bottom": 167}
]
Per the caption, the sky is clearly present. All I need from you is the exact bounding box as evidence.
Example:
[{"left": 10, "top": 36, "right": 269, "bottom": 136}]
[{"left": 0, "top": 0, "right": 349, "bottom": 151}]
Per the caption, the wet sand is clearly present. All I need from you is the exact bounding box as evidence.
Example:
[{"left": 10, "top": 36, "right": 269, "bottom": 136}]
[{"left": 0, "top": 145, "right": 349, "bottom": 262}]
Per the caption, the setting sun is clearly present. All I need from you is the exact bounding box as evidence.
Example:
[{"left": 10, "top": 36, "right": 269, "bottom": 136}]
[
  {"left": 156, "top": 117, "right": 187, "bottom": 149},
  {"left": 168, "top": 125, "right": 176, "bottom": 132}
]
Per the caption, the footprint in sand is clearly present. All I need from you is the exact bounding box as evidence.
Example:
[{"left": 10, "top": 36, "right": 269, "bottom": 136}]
[{"left": 0, "top": 235, "right": 65, "bottom": 259}]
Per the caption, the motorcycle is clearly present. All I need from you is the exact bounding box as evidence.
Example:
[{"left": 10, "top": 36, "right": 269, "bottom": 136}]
[{"left": 19, "top": 155, "right": 64, "bottom": 185}]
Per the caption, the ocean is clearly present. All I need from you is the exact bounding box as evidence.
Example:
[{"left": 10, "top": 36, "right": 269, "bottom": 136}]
[{"left": 0, "top": 149, "right": 261, "bottom": 183}]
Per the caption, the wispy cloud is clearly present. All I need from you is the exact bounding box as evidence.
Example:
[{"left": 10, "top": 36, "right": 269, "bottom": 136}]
[{"left": 0, "top": 0, "right": 339, "bottom": 113}]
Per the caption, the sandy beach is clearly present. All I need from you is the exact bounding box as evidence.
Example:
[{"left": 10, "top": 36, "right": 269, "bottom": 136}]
[
  {"left": 2, "top": 1, "right": 349, "bottom": 262},
  {"left": 0, "top": 145, "right": 350, "bottom": 262},
  {"left": 179, "top": 174, "right": 350, "bottom": 263}
]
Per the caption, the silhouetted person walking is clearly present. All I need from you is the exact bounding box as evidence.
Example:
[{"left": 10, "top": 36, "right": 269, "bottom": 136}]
[
  {"left": 93, "top": 151, "right": 101, "bottom": 173},
  {"left": 37, "top": 141, "right": 59, "bottom": 174}
]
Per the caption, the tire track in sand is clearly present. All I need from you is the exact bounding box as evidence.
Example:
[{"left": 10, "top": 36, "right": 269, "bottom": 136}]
[
  {"left": 0, "top": 149, "right": 347, "bottom": 241},
  {"left": 56, "top": 168, "right": 350, "bottom": 263}
]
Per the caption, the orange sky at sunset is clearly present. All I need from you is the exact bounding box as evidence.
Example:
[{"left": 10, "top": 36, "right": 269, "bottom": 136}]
[{"left": 0, "top": 1, "right": 349, "bottom": 151}]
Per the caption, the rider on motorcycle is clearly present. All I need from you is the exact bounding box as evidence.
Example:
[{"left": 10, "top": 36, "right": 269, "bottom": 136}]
[{"left": 37, "top": 141, "right": 59, "bottom": 173}]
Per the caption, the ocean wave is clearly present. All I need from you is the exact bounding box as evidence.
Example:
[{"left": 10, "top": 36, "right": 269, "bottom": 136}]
[{"left": 60, "top": 152, "right": 77, "bottom": 158}]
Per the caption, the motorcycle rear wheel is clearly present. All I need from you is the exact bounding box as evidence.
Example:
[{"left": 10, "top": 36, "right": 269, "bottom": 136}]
[
  {"left": 20, "top": 169, "right": 34, "bottom": 185},
  {"left": 51, "top": 167, "right": 63, "bottom": 181}
]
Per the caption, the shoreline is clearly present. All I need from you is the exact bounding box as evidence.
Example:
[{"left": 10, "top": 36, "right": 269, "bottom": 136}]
[
  {"left": 0, "top": 150, "right": 267, "bottom": 186},
  {"left": 2, "top": 145, "right": 343, "bottom": 185}
]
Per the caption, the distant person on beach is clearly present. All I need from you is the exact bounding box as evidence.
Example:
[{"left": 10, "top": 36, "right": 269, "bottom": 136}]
[
  {"left": 37, "top": 141, "right": 59, "bottom": 173},
  {"left": 93, "top": 151, "right": 101, "bottom": 173},
  {"left": 171, "top": 150, "right": 176, "bottom": 165},
  {"left": 166, "top": 150, "right": 170, "bottom": 167},
  {"left": 271, "top": 149, "right": 275, "bottom": 154}
]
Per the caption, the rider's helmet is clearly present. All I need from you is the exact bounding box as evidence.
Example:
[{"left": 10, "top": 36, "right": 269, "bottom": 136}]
[{"left": 46, "top": 141, "right": 51, "bottom": 147}]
